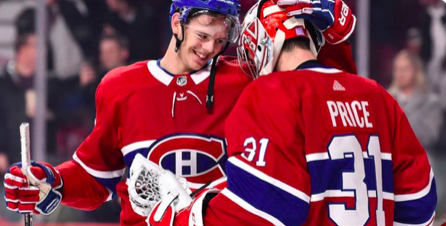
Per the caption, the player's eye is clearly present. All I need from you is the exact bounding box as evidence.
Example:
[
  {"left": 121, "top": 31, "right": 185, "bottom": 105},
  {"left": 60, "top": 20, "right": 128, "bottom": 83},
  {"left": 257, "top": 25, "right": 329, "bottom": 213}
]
[
  {"left": 216, "top": 39, "right": 228, "bottom": 44},
  {"left": 197, "top": 33, "right": 208, "bottom": 40}
]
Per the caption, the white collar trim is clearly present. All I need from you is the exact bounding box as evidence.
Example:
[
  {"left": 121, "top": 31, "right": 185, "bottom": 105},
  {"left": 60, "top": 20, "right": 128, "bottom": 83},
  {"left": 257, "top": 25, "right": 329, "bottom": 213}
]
[
  {"left": 147, "top": 60, "right": 211, "bottom": 86},
  {"left": 147, "top": 60, "right": 173, "bottom": 86},
  {"left": 305, "top": 67, "right": 342, "bottom": 74}
]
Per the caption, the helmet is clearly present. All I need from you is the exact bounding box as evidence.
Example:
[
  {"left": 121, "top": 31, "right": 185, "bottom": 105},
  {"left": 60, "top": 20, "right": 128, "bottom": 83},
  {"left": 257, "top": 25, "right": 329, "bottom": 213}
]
[
  {"left": 237, "top": 0, "right": 324, "bottom": 79},
  {"left": 170, "top": 0, "right": 241, "bottom": 43}
]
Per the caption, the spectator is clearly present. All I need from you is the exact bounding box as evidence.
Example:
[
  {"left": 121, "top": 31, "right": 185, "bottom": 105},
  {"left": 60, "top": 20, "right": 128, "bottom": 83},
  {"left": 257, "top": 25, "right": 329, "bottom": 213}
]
[
  {"left": 80, "top": 34, "right": 129, "bottom": 117},
  {"left": 389, "top": 50, "right": 443, "bottom": 153},
  {"left": 15, "top": 0, "right": 107, "bottom": 79},
  {"left": 0, "top": 33, "right": 58, "bottom": 172},
  {"left": 104, "top": 0, "right": 162, "bottom": 62},
  {"left": 0, "top": 33, "right": 37, "bottom": 172}
]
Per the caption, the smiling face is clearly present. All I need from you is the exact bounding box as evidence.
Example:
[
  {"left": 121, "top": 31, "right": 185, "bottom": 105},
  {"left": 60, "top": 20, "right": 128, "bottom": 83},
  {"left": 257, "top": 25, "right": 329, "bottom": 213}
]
[{"left": 173, "top": 13, "right": 230, "bottom": 72}]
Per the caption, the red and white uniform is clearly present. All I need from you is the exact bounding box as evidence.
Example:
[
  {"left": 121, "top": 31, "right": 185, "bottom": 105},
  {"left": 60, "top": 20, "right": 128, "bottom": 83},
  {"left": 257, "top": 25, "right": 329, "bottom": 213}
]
[
  {"left": 55, "top": 42, "right": 356, "bottom": 226},
  {"left": 198, "top": 64, "right": 436, "bottom": 225},
  {"left": 57, "top": 56, "right": 250, "bottom": 226}
]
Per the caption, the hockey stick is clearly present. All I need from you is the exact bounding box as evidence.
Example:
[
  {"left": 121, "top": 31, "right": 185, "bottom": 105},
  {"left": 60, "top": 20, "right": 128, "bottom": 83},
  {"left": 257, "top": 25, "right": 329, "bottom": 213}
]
[{"left": 20, "top": 123, "right": 33, "bottom": 226}]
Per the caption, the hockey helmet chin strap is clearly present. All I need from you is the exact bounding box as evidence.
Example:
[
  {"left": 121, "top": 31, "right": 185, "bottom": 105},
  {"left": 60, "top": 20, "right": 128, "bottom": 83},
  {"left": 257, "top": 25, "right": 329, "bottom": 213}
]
[
  {"left": 174, "top": 23, "right": 185, "bottom": 52},
  {"left": 206, "top": 42, "right": 230, "bottom": 110}
]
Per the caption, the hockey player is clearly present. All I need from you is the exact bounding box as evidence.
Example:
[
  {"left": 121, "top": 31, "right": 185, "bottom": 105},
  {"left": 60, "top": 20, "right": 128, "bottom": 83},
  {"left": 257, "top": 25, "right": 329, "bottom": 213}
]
[
  {"left": 3, "top": 0, "right": 357, "bottom": 225},
  {"left": 145, "top": 0, "right": 437, "bottom": 225}
]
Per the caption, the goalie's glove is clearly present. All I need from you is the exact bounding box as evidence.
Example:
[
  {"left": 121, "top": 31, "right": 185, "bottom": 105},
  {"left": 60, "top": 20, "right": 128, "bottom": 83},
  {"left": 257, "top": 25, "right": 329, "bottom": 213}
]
[
  {"left": 4, "top": 161, "right": 63, "bottom": 215},
  {"left": 276, "top": 0, "right": 356, "bottom": 44},
  {"left": 128, "top": 154, "right": 190, "bottom": 217}
]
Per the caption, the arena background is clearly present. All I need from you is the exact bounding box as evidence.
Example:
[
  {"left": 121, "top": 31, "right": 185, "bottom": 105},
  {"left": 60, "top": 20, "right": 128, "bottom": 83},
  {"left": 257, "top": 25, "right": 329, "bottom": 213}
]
[{"left": 0, "top": 0, "right": 445, "bottom": 225}]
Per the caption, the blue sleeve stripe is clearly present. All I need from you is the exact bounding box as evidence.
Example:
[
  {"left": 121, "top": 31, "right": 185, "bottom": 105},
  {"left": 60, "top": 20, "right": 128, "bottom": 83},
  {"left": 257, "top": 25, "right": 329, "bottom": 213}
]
[
  {"left": 394, "top": 212, "right": 435, "bottom": 226},
  {"left": 94, "top": 177, "right": 121, "bottom": 199},
  {"left": 221, "top": 189, "right": 286, "bottom": 226},
  {"left": 226, "top": 157, "right": 310, "bottom": 226},
  {"left": 394, "top": 177, "right": 437, "bottom": 225}
]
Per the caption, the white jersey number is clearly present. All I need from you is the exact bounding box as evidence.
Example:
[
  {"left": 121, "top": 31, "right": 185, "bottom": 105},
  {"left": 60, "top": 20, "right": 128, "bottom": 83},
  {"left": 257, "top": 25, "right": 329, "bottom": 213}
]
[
  {"left": 242, "top": 138, "right": 269, "bottom": 167},
  {"left": 327, "top": 135, "right": 385, "bottom": 226}
]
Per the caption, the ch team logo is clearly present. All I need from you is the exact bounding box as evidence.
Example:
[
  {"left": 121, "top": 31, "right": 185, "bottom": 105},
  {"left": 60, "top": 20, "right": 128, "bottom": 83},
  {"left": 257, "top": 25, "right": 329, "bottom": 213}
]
[{"left": 146, "top": 134, "right": 227, "bottom": 186}]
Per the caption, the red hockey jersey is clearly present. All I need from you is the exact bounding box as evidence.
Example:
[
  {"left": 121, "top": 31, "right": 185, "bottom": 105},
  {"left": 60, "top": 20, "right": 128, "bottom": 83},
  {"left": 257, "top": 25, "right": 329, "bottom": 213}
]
[
  {"left": 70, "top": 56, "right": 251, "bottom": 225},
  {"left": 56, "top": 42, "right": 357, "bottom": 226},
  {"left": 202, "top": 64, "right": 436, "bottom": 226}
]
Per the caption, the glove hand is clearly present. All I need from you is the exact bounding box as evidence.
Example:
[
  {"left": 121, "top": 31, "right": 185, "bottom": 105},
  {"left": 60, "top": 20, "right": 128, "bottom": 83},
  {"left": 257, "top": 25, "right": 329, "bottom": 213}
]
[
  {"left": 4, "top": 161, "right": 63, "bottom": 215},
  {"left": 276, "top": 0, "right": 356, "bottom": 44}
]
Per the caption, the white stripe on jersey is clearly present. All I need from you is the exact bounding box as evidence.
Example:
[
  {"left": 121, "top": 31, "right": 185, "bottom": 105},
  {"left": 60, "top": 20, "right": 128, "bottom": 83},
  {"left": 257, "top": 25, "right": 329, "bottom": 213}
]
[
  {"left": 221, "top": 189, "right": 285, "bottom": 226},
  {"left": 393, "top": 212, "right": 435, "bottom": 226},
  {"left": 73, "top": 152, "right": 125, "bottom": 179},
  {"left": 121, "top": 140, "right": 156, "bottom": 156},
  {"left": 311, "top": 190, "right": 394, "bottom": 202},
  {"left": 394, "top": 169, "right": 435, "bottom": 202},
  {"left": 306, "top": 152, "right": 392, "bottom": 162},
  {"left": 228, "top": 157, "right": 310, "bottom": 203}
]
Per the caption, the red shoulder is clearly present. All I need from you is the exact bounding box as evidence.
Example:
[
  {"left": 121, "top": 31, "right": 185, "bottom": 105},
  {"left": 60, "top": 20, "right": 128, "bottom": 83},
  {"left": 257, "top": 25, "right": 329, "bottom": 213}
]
[
  {"left": 215, "top": 55, "right": 252, "bottom": 85},
  {"left": 97, "top": 61, "right": 151, "bottom": 99}
]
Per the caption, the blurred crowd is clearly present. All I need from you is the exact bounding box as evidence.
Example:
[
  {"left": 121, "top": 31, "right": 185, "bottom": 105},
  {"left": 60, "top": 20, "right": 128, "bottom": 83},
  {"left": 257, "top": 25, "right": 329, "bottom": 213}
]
[{"left": 0, "top": 0, "right": 445, "bottom": 224}]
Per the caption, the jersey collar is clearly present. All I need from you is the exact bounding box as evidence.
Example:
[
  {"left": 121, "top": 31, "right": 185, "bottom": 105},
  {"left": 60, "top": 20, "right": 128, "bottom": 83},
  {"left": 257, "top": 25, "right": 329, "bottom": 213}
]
[
  {"left": 295, "top": 60, "right": 342, "bottom": 74},
  {"left": 147, "top": 60, "right": 211, "bottom": 86}
]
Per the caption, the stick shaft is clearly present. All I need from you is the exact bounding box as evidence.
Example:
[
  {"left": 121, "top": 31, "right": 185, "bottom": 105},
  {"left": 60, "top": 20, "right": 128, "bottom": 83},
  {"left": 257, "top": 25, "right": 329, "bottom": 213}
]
[{"left": 20, "top": 123, "right": 33, "bottom": 226}]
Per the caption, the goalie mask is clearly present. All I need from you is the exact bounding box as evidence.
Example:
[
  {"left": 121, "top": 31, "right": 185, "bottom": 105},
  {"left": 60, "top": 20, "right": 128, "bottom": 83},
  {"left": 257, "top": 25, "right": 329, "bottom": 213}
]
[{"left": 237, "top": 0, "right": 325, "bottom": 79}]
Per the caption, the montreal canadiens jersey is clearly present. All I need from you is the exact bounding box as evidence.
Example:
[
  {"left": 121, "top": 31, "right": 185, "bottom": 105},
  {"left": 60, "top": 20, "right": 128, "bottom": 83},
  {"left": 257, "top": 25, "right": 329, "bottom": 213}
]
[
  {"left": 72, "top": 56, "right": 251, "bottom": 225},
  {"left": 58, "top": 42, "right": 356, "bottom": 226},
  {"left": 203, "top": 64, "right": 437, "bottom": 226}
]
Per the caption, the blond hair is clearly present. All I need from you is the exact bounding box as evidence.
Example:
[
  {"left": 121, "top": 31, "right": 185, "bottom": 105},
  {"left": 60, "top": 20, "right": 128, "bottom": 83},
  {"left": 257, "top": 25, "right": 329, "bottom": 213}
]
[{"left": 389, "top": 50, "right": 426, "bottom": 93}]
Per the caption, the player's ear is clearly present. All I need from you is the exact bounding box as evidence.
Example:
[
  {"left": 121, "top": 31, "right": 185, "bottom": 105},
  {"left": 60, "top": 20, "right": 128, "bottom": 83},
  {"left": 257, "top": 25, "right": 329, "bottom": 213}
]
[{"left": 171, "top": 13, "right": 182, "bottom": 37}]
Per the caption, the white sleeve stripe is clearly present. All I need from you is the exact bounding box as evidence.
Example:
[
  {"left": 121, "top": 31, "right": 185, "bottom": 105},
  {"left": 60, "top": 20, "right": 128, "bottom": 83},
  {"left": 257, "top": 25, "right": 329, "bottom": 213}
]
[
  {"left": 228, "top": 157, "right": 310, "bottom": 203},
  {"left": 393, "top": 212, "right": 435, "bottom": 226},
  {"left": 121, "top": 140, "right": 156, "bottom": 156},
  {"left": 221, "top": 189, "right": 285, "bottom": 226},
  {"left": 73, "top": 152, "right": 125, "bottom": 179},
  {"left": 394, "top": 169, "right": 434, "bottom": 202}
]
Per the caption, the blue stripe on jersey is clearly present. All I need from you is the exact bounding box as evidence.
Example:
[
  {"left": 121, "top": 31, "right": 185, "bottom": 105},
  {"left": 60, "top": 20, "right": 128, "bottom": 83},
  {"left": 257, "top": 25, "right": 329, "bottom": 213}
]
[
  {"left": 226, "top": 161, "right": 309, "bottom": 225},
  {"left": 308, "top": 158, "right": 394, "bottom": 195},
  {"left": 95, "top": 177, "right": 122, "bottom": 199},
  {"left": 394, "top": 178, "right": 437, "bottom": 224}
]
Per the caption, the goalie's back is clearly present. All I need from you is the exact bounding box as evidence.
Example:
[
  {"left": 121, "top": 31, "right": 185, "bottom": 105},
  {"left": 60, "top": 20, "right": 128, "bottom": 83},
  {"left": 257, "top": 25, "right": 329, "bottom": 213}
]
[{"left": 217, "top": 65, "right": 436, "bottom": 226}]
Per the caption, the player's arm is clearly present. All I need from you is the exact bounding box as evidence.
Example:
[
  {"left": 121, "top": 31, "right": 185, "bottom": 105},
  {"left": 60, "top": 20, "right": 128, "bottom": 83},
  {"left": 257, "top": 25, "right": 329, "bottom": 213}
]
[
  {"left": 277, "top": 0, "right": 357, "bottom": 74},
  {"left": 61, "top": 71, "right": 126, "bottom": 207},
  {"left": 381, "top": 88, "right": 437, "bottom": 225}
]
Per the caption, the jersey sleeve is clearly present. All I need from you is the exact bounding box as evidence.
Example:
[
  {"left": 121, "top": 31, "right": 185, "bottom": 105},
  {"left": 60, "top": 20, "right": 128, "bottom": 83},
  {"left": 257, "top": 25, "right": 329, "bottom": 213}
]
[
  {"left": 56, "top": 160, "right": 110, "bottom": 210},
  {"left": 67, "top": 70, "right": 126, "bottom": 201},
  {"left": 381, "top": 88, "right": 437, "bottom": 225},
  {"left": 318, "top": 41, "right": 357, "bottom": 74},
  {"left": 205, "top": 78, "right": 310, "bottom": 226}
]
